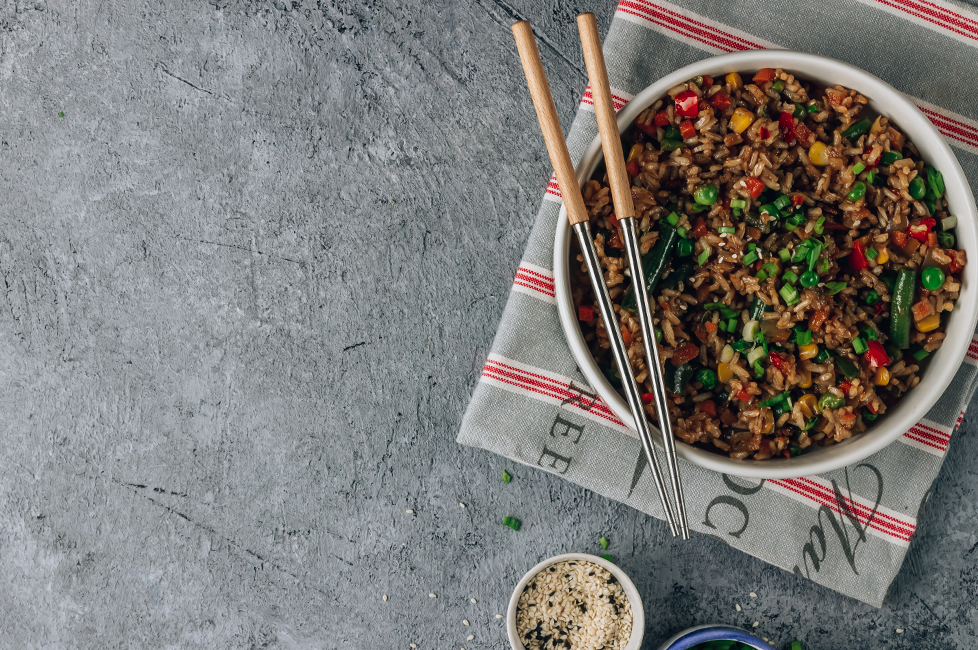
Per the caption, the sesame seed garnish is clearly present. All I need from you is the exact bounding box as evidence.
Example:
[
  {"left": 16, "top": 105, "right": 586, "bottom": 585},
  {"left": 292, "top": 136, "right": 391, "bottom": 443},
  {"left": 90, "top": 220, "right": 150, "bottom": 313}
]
[
  {"left": 462, "top": 620, "right": 470, "bottom": 626},
  {"left": 470, "top": 598, "right": 477, "bottom": 604},
  {"left": 750, "top": 592, "right": 757, "bottom": 598},
  {"left": 495, "top": 614, "right": 503, "bottom": 619},
  {"left": 459, "top": 502, "right": 466, "bottom": 508},
  {"left": 410, "top": 645, "right": 417, "bottom": 649},
  {"left": 383, "top": 594, "right": 388, "bottom": 602},
  {"left": 736, "top": 604, "right": 741, "bottom": 611},
  {"left": 752, "top": 621, "right": 759, "bottom": 628},
  {"left": 897, "top": 628, "right": 904, "bottom": 634},
  {"left": 406, "top": 509, "right": 414, "bottom": 514},
  {"left": 466, "top": 635, "right": 474, "bottom": 641},
  {"left": 429, "top": 593, "right": 436, "bottom": 598}
]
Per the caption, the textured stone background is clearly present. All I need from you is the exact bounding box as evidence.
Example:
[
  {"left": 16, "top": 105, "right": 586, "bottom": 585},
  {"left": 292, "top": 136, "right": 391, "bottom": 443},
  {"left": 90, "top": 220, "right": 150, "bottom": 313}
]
[{"left": 1, "top": 1, "right": 977, "bottom": 648}]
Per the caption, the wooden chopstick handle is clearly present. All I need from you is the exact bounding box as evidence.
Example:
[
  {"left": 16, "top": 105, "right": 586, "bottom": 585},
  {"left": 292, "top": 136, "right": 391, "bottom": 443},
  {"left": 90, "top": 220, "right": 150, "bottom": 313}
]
[
  {"left": 512, "top": 21, "right": 590, "bottom": 226},
  {"left": 577, "top": 13, "right": 634, "bottom": 221}
]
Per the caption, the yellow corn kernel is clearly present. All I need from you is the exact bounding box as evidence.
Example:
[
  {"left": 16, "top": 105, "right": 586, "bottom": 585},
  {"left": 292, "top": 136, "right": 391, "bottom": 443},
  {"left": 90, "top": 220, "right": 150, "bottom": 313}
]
[
  {"left": 798, "top": 369, "right": 813, "bottom": 389},
  {"left": 761, "top": 409, "right": 775, "bottom": 434},
  {"left": 916, "top": 313, "right": 941, "bottom": 333},
  {"left": 874, "top": 367, "right": 891, "bottom": 386},
  {"left": 809, "top": 141, "right": 830, "bottom": 166},
  {"left": 730, "top": 107, "right": 755, "bottom": 135},
  {"left": 718, "top": 362, "right": 733, "bottom": 383},
  {"left": 799, "top": 343, "right": 819, "bottom": 360},
  {"left": 726, "top": 72, "right": 743, "bottom": 89},
  {"left": 627, "top": 143, "right": 644, "bottom": 163},
  {"left": 798, "top": 394, "right": 819, "bottom": 417},
  {"left": 876, "top": 247, "right": 889, "bottom": 264}
]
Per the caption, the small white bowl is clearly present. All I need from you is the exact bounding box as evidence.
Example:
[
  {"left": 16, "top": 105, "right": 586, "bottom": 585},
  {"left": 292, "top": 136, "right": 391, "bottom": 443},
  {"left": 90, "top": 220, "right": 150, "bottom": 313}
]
[
  {"left": 506, "top": 553, "right": 644, "bottom": 650},
  {"left": 554, "top": 50, "right": 978, "bottom": 479}
]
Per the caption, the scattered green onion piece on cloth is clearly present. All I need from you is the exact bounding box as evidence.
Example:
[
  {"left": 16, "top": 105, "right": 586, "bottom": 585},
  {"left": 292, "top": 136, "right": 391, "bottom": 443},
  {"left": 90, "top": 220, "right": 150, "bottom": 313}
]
[
  {"left": 502, "top": 470, "right": 512, "bottom": 483},
  {"left": 600, "top": 536, "right": 610, "bottom": 549},
  {"left": 502, "top": 516, "right": 520, "bottom": 531}
]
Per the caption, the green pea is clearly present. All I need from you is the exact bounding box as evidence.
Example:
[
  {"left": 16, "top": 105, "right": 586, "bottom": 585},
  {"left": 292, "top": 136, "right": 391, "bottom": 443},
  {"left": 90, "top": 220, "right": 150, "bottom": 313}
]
[
  {"left": 772, "top": 80, "right": 784, "bottom": 91},
  {"left": 921, "top": 266, "right": 945, "bottom": 291},
  {"left": 807, "top": 103, "right": 819, "bottom": 114},
  {"left": 696, "top": 368, "right": 717, "bottom": 390},
  {"left": 909, "top": 177, "right": 926, "bottom": 200},
  {"left": 847, "top": 181, "right": 867, "bottom": 202},
  {"left": 880, "top": 151, "right": 902, "bottom": 165},
  {"left": 937, "top": 231, "right": 955, "bottom": 248},
  {"left": 677, "top": 238, "right": 695, "bottom": 257},
  {"left": 865, "top": 290, "right": 881, "bottom": 305},
  {"left": 800, "top": 270, "right": 819, "bottom": 287},
  {"left": 818, "top": 393, "right": 846, "bottom": 411},
  {"left": 694, "top": 183, "right": 719, "bottom": 205},
  {"left": 655, "top": 327, "right": 663, "bottom": 343}
]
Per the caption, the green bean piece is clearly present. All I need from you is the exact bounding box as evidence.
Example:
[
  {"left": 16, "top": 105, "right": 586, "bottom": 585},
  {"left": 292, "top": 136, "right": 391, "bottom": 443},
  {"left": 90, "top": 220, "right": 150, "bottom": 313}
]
[
  {"left": 847, "top": 181, "right": 867, "bottom": 202},
  {"left": 664, "top": 362, "right": 695, "bottom": 395},
  {"left": 890, "top": 267, "right": 916, "bottom": 349},
  {"left": 818, "top": 393, "right": 846, "bottom": 411},
  {"left": 834, "top": 356, "right": 860, "bottom": 379},
  {"left": 621, "top": 223, "right": 679, "bottom": 313},
  {"left": 841, "top": 118, "right": 872, "bottom": 140},
  {"left": 660, "top": 139, "right": 683, "bottom": 152}
]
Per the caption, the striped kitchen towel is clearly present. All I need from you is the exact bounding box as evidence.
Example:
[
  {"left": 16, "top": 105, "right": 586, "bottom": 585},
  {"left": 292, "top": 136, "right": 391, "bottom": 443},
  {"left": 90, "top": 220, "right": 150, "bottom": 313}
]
[{"left": 458, "top": 0, "right": 978, "bottom": 606}]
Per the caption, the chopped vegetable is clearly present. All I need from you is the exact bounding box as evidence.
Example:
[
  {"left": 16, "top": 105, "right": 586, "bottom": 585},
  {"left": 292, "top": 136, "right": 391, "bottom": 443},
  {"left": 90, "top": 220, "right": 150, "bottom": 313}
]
[
  {"left": 674, "top": 90, "right": 700, "bottom": 117},
  {"left": 783, "top": 270, "right": 798, "bottom": 285},
  {"left": 730, "top": 199, "right": 747, "bottom": 209},
  {"left": 600, "top": 554, "right": 614, "bottom": 562},
  {"left": 864, "top": 340, "right": 890, "bottom": 368},
  {"left": 717, "top": 362, "right": 733, "bottom": 383},
  {"left": 677, "top": 238, "right": 695, "bottom": 257},
  {"left": 741, "top": 176, "right": 765, "bottom": 199},
  {"left": 710, "top": 91, "right": 732, "bottom": 110},
  {"left": 921, "top": 266, "right": 945, "bottom": 290},
  {"left": 743, "top": 319, "right": 760, "bottom": 342},
  {"left": 913, "top": 347, "right": 930, "bottom": 361},
  {"left": 880, "top": 150, "right": 902, "bottom": 165},
  {"left": 726, "top": 72, "right": 743, "bottom": 89},
  {"left": 938, "top": 231, "right": 955, "bottom": 248},
  {"left": 874, "top": 367, "right": 890, "bottom": 386},
  {"left": 916, "top": 313, "right": 941, "bottom": 332},
  {"left": 664, "top": 362, "right": 695, "bottom": 394},
  {"left": 799, "top": 343, "right": 819, "bottom": 360},
  {"left": 502, "top": 516, "right": 520, "bottom": 531},
  {"left": 835, "top": 356, "right": 860, "bottom": 379},
  {"left": 660, "top": 139, "right": 683, "bottom": 152},
  {"left": 622, "top": 223, "right": 679, "bottom": 312},
  {"left": 730, "top": 107, "right": 755, "bottom": 134},
  {"left": 851, "top": 162, "right": 866, "bottom": 174},
  {"left": 753, "top": 68, "right": 776, "bottom": 83},
  {"left": 718, "top": 226, "right": 736, "bottom": 234},
  {"left": 927, "top": 166, "right": 945, "bottom": 198},
  {"left": 849, "top": 240, "right": 869, "bottom": 271},
  {"left": 779, "top": 112, "right": 795, "bottom": 144},
  {"left": 826, "top": 281, "right": 847, "bottom": 295},
  {"left": 666, "top": 212, "right": 681, "bottom": 226},
  {"left": 909, "top": 176, "right": 926, "bottom": 199},
  {"left": 679, "top": 120, "right": 697, "bottom": 140},
  {"left": 502, "top": 470, "right": 512, "bottom": 483},
  {"left": 779, "top": 283, "right": 799, "bottom": 305},
  {"left": 852, "top": 337, "right": 868, "bottom": 354},
  {"left": 818, "top": 393, "right": 846, "bottom": 411},
  {"left": 841, "top": 118, "right": 872, "bottom": 140},
  {"left": 942, "top": 215, "right": 958, "bottom": 230},
  {"left": 697, "top": 249, "right": 709, "bottom": 265},
  {"left": 865, "top": 246, "right": 878, "bottom": 260},
  {"left": 890, "top": 267, "right": 916, "bottom": 349},
  {"left": 600, "top": 536, "right": 609, "bottom": 549},
  {"left": 908, "top": 217, "right": 936, "bottom": 242},
  {"left": 578, "top": 305, "right": 594, "bottom": 321}
]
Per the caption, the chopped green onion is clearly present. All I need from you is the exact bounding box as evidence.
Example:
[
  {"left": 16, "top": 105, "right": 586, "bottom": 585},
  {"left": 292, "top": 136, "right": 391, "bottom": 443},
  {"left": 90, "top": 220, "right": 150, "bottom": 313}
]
[
  {"left": 732, "top": 208, "right": 743, "bottom": 217},
  {"left": 817, "top": 257, "right": 832, "bottom": 273},
  {"left": 927, "top": 167, "right": 945, "bottom": 199},
  {"left": 863, "top": 410, "right": 878, "bottom": 421},
  {"left": 759, "top": 203, "right": 778, "bottom": 217},
  {"left": 800, "top": 270, "right": 819, "bottom": 287},
  {"left": 795, "top": 328, "right": 813, "bottom": 346},
  {"left": 758, "top": 331, "right": 769, "bottom": 355},
  {"left": 852, "top": 337, "right": 868, "bottom": 354},
  {"left": 600, "top": 554, "right": 614, "bottom": 562},
  {"left": 866, "top": 169, "right": 877, "bottom": 185},
  {"left": 789, "top": 215, "right": 807, "bottom": 227},
  {"left": 677, "top": 227, "right": 688, "bottom": 238},
  {"left": 697, "top": 249, "right": 709, "bottom": 266},
  {"left": 818, "top": 393, "right": 846, "bottom": 411},
  {"left": 761, "top": 262, "right": 778, "bottom": 276},
  {"left": 666, "top": 212, "right": 680, "bottom": 226},
  {"left": 749, "top": 243, "right": 757, "bottom": 252},
  {"left": 502, "top": 470, "right": 512, "bottom": 483},
  {"left": 756, "top": 269, "right": 769, "bottom": 282},
  {"left": 747, "top": 347, "right": 766, "bottom": 367},
  {"left": 704, "top": 302, "right": 727, "bottom": 309},
  {"left": 727, "top": 317, "right": 738, "bottom": 332},
  {"left": 502, "top": 516, "right": 521, "bottom": 531},
  {"left": 783, "top": 270, "right": 799, "bottom": 285},
  {"left": 851, "top": 162, "right": 866, "bottom": 174},
  {"left": 660, "top": 139, "right": 683, "bottom": 152},
  {"left": 880, "top": 151, "right": 902, "bottom": 165},
  {"left": 785, "top": 220, "right": 799, "bottom": 232},
  {"left": 814, "top": 348, "right": 832, "bottom": 364},
  {"left": 774, "top": 195, "right": 791, "bottom": 211},
  {"left": 759, "top": 392, "right": 789, "bottom": 407},
  {"left": 942, "top": 215, "right": 958, "bottom": 230},
  {"left": 753, "top": 360, "right": 765, "bottom": 378},
  {"left": 600, "top": 536, "right": 610, "bottom": 549},
  {"left": 743, "top": 251, "right": 759, "bottom": 265},
  {"left": 807, "top": 104, "right": 818, "bottom": 113},
  {"left": 863, "top": 327, "right": 878, "bottom": 341},
  {"left": 779, "top": 283, "right": 799, "bottom": 305},
  {"left": 841, "top": 118, "right": 872, "bottom": 140},
  {"left": 913, "top": 348, "right": 930, "bottom": 361},
  {"left": 718, "top": 226, "right": 735, "bottom": 234},
  {"left": 814, "top": 216, "right": 826, "bottom": 235},
  {"left": 718, "top": 320, "right": 728, "bottom": 332},
  {"left": 730, "top": 199, "right": 747, "bottom": 209},
  {"left": 865, "top": 246, "right": 878, "bottom": 260},
  {"left": 826, "top": 281, "right": 847, "bottom": 295},
  {"left": 778, "top": 248, "right": 791, "bottom": 263},
  {"left": 743, "top": 319, "right": 760, "bottom": 342}
]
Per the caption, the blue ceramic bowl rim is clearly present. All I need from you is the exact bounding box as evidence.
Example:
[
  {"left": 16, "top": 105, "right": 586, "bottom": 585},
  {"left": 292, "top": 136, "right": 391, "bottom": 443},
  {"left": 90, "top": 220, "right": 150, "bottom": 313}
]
[{"left": 659, "top": 624, "right": 777, "bottom": 650}]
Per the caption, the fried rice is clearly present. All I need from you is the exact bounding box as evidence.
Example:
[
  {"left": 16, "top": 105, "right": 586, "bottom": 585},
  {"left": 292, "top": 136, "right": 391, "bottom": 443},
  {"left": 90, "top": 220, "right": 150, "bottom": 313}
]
[{"left": 572, "top": 68, "right": 967, "bottom": 460}]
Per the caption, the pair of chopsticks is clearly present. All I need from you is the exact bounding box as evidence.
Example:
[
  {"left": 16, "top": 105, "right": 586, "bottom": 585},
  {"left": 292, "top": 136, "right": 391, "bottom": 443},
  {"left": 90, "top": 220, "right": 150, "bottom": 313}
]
[{"left": 513, "top": 15, "right": 690, "bottom": 539}]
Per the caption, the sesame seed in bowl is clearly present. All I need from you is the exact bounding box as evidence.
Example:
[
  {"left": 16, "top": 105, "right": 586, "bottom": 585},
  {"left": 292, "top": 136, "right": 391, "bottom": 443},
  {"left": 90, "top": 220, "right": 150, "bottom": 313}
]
[{"left": 506, "top": 553, "right": 644, "bottom": 650}]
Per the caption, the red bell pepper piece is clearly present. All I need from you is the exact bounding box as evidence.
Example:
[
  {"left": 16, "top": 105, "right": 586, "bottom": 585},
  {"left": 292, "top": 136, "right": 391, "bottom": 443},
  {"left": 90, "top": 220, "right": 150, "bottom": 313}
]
[
  {"left": 578, "top": 305, "right": 593, "bottom": 322},
  {"left": 722, "top": 196, "right": 731, "bottom": 211},
  {"left": 759, "top": 127, "right": 770, "bottom": 140},
  {"left": 794, "top": 120, "right": 816, "bottom": 147},
  {"left": 779, "top": 112, "right": 795, "bottom": 144},
  {"left": 654, "top": 109, "right": 671, "bottom": 127},
  {"left": 674, "top": 90, "right": 700, "bottom": 118},
  {"left": 679, "top": 120, "right": 697, "bottom": 140},
  {"left": 768, "top": 352, "right": 788, "bottom": 373},
  {"left": 864, "top": 146, "right": 879, "bottom": 167},
  {"left": 608, "top": 214, "right": 619, "bottom": 229},
  {"left": 699, "top": 400, "right": 717, "bottom": 417},
  {"left": 691, "top": 216, "right": 708, "bottom": 239},
  {"left": 672, "top": 342, "right": 700, "bottom": 366},
  {"left": 908, "top": 218, "right": 936, "bottom": 242},
  {"left": 736, "top": 387, "right": 752, "bottom": 402},
  {"left": 742, "top": 176, "right": 766, "bottom": 199},
  {"left": 863, "top": 340, "right": 890, "bottom": 369},
  {"left": 709, "top": 91, "right": 732, "bottom": 110},
  {"left": 849, "top": 240, "right": 869, "bottom": 271},
  {"left": 753, "top": 68, "right": 776, "bottom": 84},
  {"left": 626, "top": 160, "right": 641, "bottom": 176},
  {"left": 949, "top": 249, "right": 967, "bottom": 273},
  {"left": 839, "top": 379, "right": 853, "bottom": 394},
  {"left": 702, "top": 75, "right": 714, "bottom": 87},
  {"left": 791, "top": 194, "right": 804, "bottom": 206},
  {"left": 641, "top": 392, "right": 654, "bottom": 404},
  {"left": 892, "top": 230, "right": 908, "bottom": 247}
]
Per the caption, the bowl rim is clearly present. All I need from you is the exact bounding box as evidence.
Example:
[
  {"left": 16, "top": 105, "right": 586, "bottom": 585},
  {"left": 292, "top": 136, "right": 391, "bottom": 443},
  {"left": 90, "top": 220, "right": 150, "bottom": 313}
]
[
  {"left": 506, "top": 552, "right": 645, "bottom": 650},
  {"left": 657, "top": 624, "right": 778, "bottom": 650},
  {"left": 553, "top": 49, "right": 978, "bottom": 479}
]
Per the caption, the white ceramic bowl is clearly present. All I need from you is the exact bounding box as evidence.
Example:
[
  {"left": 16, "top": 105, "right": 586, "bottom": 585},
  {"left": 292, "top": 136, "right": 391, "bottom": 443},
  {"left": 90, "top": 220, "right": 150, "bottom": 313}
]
[
  {"left": 506, "top": 553, "right": 644, "bottom": 650},
  {"left": 554, "top": 50, "right": 978, "bottom": 479}
]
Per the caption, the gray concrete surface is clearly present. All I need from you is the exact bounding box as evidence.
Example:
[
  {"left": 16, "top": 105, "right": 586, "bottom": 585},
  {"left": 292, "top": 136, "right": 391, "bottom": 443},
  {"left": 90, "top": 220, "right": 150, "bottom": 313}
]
[{"left": 1, "top": 1, "right": 977, "bottom": 648}]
